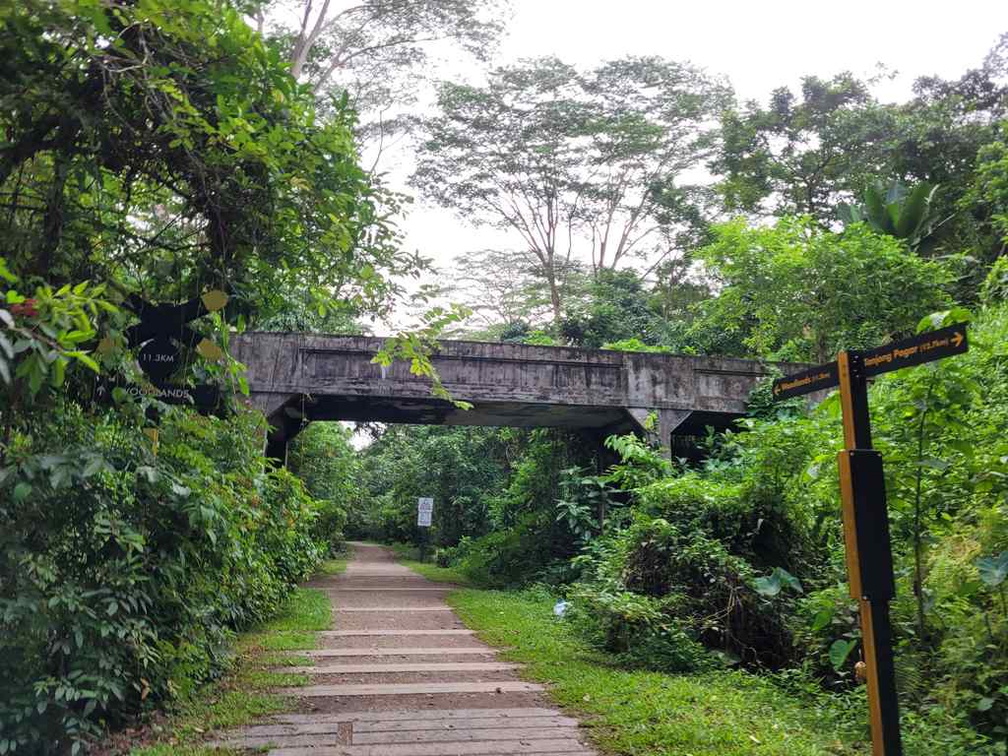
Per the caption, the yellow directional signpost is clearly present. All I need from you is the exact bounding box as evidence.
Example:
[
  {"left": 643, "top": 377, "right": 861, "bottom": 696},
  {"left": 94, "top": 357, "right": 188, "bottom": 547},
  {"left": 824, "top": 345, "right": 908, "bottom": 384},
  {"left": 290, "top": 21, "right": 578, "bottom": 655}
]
[{"left": 773, "top": 322, "right": 969, "bottom": 756}]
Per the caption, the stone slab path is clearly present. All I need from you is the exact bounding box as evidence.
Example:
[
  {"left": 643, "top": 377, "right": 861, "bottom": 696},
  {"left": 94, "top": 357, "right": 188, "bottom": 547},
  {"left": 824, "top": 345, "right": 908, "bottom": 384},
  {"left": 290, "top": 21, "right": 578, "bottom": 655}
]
[{"left": 213, "top": 543, "right": 597, "bottom": 755}]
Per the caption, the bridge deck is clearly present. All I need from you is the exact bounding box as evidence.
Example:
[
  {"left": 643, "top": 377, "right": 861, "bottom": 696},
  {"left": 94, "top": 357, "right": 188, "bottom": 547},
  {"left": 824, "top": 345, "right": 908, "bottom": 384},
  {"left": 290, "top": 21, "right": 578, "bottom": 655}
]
[{"left": 231, "top": 333, "right": 793, "bottom": 459}]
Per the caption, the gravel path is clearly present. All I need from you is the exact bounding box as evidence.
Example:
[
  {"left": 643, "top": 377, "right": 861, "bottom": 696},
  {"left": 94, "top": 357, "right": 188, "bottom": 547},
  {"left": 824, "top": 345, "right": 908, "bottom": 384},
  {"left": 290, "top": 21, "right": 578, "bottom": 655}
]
[{"left": 213, "top": 542, "right": 597, "bottom": 755}]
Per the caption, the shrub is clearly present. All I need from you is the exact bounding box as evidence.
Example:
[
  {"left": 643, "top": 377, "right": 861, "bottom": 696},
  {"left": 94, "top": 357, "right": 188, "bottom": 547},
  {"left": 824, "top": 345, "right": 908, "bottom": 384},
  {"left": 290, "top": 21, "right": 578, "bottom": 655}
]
[
  {"left": 0, "top": 406, "right": 324, "bottom": 753},
  {"left": 567, "top": 583, "right": 713, "bottom": 672},
  {"left": 576, "top": 513, "right": 798, "bottom": 669},
  {"left": 980, "top": 254, "right": 1008, "bottom": 305},
  {"left": 456, "top": 512, "right": 575, "bottom": 587}
]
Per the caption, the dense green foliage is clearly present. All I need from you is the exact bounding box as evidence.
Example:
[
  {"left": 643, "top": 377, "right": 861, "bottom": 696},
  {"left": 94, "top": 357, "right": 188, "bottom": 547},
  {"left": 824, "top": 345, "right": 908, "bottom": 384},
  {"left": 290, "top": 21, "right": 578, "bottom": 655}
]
[
  {"left": 368, "top": 303, "right": 1007, "bottom": 752},
  {"left": 354, "top": 427, "right": 595, "bottom": 584},
  {"left": 1, "top": 400, "right": 325, "bottom": 752},
  {"left": 1, "top": 0, "right": 415, "bottom": 323},
  {"left": 0, "top": 1, "right": 416, "bottom": 753},
  {"left": 690, "top": 217, "right": 952, "bottom": 361},
  {"left": 286, "top": 423, "right": 361, "bottom": 553},
  {"left": 4, "top": 2, "right": 1008, "bottom": 753}
]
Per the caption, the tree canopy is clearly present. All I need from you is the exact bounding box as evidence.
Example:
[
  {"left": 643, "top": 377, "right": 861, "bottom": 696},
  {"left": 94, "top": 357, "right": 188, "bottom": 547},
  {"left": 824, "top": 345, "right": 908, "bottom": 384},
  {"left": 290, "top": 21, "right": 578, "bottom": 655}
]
[
  {"left": 414, "top": 56, "right": 730, "bottom": 321},
  {"left": 1, "top": 0, "right": 419, "bottom": 323}
]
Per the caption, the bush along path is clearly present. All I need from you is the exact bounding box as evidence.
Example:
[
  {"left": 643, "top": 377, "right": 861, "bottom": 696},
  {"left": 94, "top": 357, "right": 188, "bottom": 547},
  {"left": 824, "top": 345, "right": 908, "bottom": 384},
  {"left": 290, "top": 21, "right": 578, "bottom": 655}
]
[
  {"left": 210, "top": 543, "right": 598, "bottom": 754},
  {"left": 118, "top": 561, "right": 343, "bottom": 756}
]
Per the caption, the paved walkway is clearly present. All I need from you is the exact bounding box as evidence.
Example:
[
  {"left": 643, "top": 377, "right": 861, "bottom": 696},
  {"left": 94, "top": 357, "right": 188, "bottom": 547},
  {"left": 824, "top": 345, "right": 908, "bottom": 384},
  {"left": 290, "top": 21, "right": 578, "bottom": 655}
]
[{"left": 214, "top": 543, "right": 596, "bottom": 755}]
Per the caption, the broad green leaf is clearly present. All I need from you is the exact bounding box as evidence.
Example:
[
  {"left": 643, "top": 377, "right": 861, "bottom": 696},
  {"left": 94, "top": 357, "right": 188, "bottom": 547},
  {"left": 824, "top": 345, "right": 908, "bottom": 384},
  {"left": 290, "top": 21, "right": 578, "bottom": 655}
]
[
  {"left": 976, "top": 551, "right": 1008, "bottom": 587},
  {"left": 50, "top": 357, "right": 66, "bottom": 387},
  {"left": 754, "top": 567, "right": 803, "bottom": 597},
  {"left": 895, "top": 182, "right": 934, "bottom": 238},
  {"left": 65, "top": 351, "right": 100, "bottom": 373},
  {"left": 828, "top": 638, "right": 857, "bottom": 671},
  {"left": 811, "top": 608, "right": 834, "bottom": 633},
  {"left": 754, "top": 573, "right": 782, "bottom": 597},
  {"left": 0, "top": 257, "right": 16, "bottom": 283}
]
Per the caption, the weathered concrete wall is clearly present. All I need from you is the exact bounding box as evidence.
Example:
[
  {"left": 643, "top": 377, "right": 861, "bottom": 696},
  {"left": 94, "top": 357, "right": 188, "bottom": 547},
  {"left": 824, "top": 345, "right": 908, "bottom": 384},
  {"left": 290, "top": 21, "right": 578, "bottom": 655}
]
[{"left": 231, "top": 333, "right": 797, "bottom": 459}]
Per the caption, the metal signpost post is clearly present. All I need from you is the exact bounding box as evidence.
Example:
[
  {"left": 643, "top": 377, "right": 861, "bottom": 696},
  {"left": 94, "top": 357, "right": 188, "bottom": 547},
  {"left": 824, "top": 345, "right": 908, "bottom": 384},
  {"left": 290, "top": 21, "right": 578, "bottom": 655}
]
[
  {"left": 773, "top": 323, "right": 968, "bottom": 756},
  {"left": 417, "top": 497, "right": 434, "bottom": 561}
]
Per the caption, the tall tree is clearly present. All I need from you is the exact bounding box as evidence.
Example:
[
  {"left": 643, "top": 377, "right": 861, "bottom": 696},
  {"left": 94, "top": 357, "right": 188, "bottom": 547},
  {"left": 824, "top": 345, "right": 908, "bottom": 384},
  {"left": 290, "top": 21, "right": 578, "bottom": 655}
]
[
  {"left": 714, "top": 73, "right": 885, "bottom": 219},
  {"left": 0, "top": 0, "right": 418, "bottom": 323},
  {"left": 260, "top": 0, "right": 508, "bottom": 140},
  {"left": 447, "top": 248, "right": 557, "bottom": 334},
  {"left": 558, "top": 269, "right": 660, "bottom": 349},
  {"left": 414, "top": 56, "right": 730, "bottom": 321},
  {"left": 690, "top": 217, "right": 952, "bottom": 362},
  {"left": 715, "top": 35, "right": 1008, "bottom": 261}
]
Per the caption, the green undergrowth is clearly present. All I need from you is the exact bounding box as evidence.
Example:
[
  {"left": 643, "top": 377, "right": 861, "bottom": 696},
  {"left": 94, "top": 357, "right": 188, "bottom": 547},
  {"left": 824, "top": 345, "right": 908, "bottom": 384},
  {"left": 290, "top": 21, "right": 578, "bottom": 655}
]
[
  {"left": 390, "top": 542, "right": 471, "bottom": 584},
  {"left": 317, "top": 556, "right": 350, "bottom": 576},
  {"left": 448, "top": 587, "right": 864, "bottom": 756},
  {"left": 130, "top": 586, "right": 330, "bottom": 755}
]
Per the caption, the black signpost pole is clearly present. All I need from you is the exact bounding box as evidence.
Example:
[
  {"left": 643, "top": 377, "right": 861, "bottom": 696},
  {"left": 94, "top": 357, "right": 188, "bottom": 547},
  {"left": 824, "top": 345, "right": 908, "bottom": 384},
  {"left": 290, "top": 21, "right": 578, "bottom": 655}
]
[
  {"left": 837, "top": 351, "right": 902, "bottom": 756},
  {"left": 772, "top": 323, "right": 969, "bottom": 756}
]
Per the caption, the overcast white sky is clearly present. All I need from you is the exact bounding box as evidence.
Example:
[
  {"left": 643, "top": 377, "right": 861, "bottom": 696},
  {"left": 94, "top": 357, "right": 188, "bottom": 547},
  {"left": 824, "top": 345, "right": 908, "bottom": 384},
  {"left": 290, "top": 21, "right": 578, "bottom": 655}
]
[{"left": 361, "top": 0, "right": 1008, "bottom": 329}]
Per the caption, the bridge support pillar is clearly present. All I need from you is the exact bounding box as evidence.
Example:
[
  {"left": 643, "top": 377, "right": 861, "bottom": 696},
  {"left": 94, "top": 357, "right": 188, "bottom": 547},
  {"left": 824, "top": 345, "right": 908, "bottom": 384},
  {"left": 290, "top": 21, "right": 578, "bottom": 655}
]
[
  {"left": 260, "top": 394, "right": 310, "bottom": 466},
  {"left": 658, "top": 409, "right": 691, "bottom": 453},
  {"left": 626, "top": 408, "right": 692, "bottom": 458}
]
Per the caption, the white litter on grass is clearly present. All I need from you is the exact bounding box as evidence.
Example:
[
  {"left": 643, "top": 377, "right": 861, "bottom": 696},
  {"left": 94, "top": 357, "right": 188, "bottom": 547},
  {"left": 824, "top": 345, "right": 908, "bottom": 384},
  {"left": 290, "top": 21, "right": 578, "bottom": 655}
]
[{"left": 553, "top": 600, "right": 569, "bottom": 618}]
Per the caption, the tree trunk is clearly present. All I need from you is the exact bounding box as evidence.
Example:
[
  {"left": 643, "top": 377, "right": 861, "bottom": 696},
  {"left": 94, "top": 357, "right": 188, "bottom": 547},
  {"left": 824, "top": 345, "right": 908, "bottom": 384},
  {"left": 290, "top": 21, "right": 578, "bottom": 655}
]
[
  {"left": 35, "top": 151, "right": 71, "bottom": 277},
  {"left": 547, "top": 270, "right": 562, "bottom": 323}
]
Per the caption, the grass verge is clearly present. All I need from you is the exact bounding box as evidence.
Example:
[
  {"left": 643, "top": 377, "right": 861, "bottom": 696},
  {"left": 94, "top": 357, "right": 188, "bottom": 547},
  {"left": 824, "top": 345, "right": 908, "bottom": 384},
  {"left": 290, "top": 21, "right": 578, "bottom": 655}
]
[
  {"left": 448, "top": 587, "right": 863, "bottom": 756},
  {"left": 388, "top": 541, "right": 471, "bottom": 584},
  {"left": 316, "top": 543, "right": 352, "bottom": 577},
  {"left": 128, "top": 586, "right": 330, "bottom": 755}
]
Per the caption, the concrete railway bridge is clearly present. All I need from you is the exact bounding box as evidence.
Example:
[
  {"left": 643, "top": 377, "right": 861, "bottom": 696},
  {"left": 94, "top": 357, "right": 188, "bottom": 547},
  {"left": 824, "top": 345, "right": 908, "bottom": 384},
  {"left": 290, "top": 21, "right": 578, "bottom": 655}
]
[{"left": 231, "top": 333, "right": 796, "bottom": 462}]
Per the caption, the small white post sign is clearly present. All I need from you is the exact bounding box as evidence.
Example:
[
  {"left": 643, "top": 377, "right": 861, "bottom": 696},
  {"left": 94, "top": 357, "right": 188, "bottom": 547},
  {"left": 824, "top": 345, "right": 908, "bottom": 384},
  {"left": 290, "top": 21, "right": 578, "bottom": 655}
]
[{"left": 417, "top": 497, "right": 434, "bottom": 527}]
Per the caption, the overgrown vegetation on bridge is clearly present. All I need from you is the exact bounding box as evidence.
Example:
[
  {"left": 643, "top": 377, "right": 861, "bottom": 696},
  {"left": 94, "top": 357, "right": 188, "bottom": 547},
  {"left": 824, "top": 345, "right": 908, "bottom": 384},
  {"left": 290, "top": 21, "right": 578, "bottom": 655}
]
[{"left": 2, "top": 1, "right": 1007, "bottom": 753}]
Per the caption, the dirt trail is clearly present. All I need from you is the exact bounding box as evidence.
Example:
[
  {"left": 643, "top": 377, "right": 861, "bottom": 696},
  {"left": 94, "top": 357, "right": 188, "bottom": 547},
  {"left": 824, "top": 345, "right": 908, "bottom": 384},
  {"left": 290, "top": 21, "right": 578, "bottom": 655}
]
[{"left": 213, "top": 542, "right": 597, "bottom": 755}]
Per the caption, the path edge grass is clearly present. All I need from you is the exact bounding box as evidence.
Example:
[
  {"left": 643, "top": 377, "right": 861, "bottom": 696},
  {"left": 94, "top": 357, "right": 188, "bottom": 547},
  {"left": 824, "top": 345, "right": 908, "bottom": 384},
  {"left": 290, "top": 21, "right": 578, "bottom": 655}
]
[
  {"left": 125, "top": 555, "right": 348, "bottom": 755},
  {"left": 395, "top": 549, "right": 864, "bottom": 756}
]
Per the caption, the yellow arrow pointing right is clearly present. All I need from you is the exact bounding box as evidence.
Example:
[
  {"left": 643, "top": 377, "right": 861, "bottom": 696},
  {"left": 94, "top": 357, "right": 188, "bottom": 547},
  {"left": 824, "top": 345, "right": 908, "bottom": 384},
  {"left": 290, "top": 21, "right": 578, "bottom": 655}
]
[{"left": 951, "top": 330, "right": 964, "bottom": 348}]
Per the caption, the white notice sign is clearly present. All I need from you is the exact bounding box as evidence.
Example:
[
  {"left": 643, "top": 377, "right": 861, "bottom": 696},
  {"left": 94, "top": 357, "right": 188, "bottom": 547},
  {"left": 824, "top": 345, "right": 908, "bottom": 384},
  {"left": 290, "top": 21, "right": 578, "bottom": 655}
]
[{"left": 417, "top": 497, "right": 434, "bottom": 527}]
